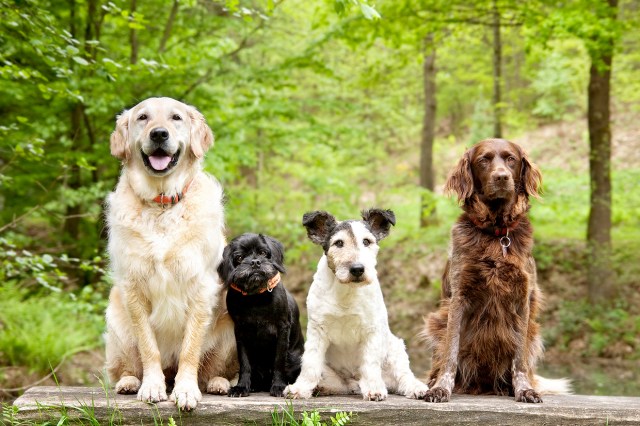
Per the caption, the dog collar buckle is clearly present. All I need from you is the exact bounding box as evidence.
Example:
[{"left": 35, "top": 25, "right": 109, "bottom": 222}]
[{"left": 499, "top": 231, "right": 511, "bottom": 258}]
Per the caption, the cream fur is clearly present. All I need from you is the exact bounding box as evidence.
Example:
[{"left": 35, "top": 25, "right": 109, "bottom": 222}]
[
  {"left": 104, "top": 97, "right": 235, "bottom": 411},
  {"left": 285, "top": 222, "right": 428, "bottom": 401}
]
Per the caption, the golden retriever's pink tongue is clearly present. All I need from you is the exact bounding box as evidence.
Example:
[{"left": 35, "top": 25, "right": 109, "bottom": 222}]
[{"left": 149, "top": 155, "right": 171, "bottom": 171}]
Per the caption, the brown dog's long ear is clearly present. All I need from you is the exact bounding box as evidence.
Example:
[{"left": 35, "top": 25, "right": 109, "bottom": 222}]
[
  {"left": 188, "top": 106, "right": 214, "bottom": 159},
  {"left": 361, "top": 208, "right": 396, "bottom": 241},
  {"left": 444, "top": 148, "right": 475, "bottom": 204},
  {"left": 110, "top": 110, "right": 131, "bottom": 161},
  {"left": 302, "top": 211, "right": 337, "bottom": 246},
  {"left": 520, "top": 150, "right": 542, "bottom": 199}
]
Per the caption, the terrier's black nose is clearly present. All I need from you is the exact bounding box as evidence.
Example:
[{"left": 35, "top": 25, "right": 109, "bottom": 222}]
[
  {"left": 349, "top": 263, "right": 365, "bottom": 277},
  {"left": 150, "top": 127, "right": 169, "bottom": 142}
]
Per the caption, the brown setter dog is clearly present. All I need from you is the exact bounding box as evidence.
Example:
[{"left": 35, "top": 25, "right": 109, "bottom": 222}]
[{"left": 423, "top": 138, "right": 569, "bottom": 403}]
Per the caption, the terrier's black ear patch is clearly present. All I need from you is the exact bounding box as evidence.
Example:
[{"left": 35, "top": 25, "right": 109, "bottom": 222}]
[
  {"left": 217, "top": 244, "right": 234, "bottom": 287},
  {"left": 260, "top": 234, "right": 286, "bottom": 273},
  {"left": 302, "top": 211, "right": 337, "bottom": 246},
  {"left": 361, "top": 208, "right": 396, "bottom": 241}
]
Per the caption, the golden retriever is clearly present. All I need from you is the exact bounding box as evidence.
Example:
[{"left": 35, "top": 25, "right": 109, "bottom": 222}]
[{"left": 104, "top": 97, "right": 236, "bottom": 410}]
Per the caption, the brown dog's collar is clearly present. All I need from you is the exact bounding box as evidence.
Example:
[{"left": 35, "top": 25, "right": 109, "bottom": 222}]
[
  {"left": 229, "top": 272, "right": 281, "bottom": 296},
  {"left": 153, "top": 179, "right": 193, "bottom": 207},
  {"left": 469, "top": 217, "right": 519, "bottom": 236}
]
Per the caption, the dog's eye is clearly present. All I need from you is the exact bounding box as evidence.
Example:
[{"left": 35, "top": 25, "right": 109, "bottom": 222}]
[
  {"left": 506, "top": 156, "right": 516, "bottom": 166},
  {"left": 234, "top": 255, "right": 243, "bottom": 264},
  {"left": 258, "top": 250, "right": 268, "bottom": 257},
  {"left": 334, "top": 240, "right": 344, "bottom": 248},
  {"left": 137, "top": 114, "right": 148, "bottom": 121},
  {"left": 363, "top": 238, "right": 371, "bottom": 247},
  {"left": 172, "top": 114, "right": 182, "bottom": 121}
]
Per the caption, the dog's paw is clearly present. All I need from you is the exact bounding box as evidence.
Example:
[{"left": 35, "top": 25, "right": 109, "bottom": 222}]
[
  {"left": 207, "top": 376, "right": 231, "bottom": 395},
  {"left": 405, "top": 380, "right": 429, "bottom": 399},
  {"left": 270, "top": 382, "right": 287, "bottom": 397},
  {"left": 228, "top": 385, "right": 250, "bottom": 397},
  {"left": 424, "top": 386, "right": 450, "bottom": 403},
  {"left": 170, "top": 379, "right": 202, "bottom": 411},
  {"left": 284, "top": 383, "right": 313, "bottom": 399},
  {"left": 360, "top": 380, "right": 388, "bottom": 402},
  {"left": 115, "top": 375, "right": 141, "bottom": 394},
  {"left": 516, "top": 389, "right": 543, "bottom": 403},
  {"left": 137, "top": 377, "right": 168, "bottom": 403}
]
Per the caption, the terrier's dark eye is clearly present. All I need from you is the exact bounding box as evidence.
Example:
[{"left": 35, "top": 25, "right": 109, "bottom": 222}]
[
  {"left": 172, "top": 114, "right": 182, "bottom": 121},
  {"left": 334, "top": 240, "right": 344, "bottom": 248},
  {"left": 234, "top": 255, "right": 243, "bottom": 264},
  {"left": 363, "top": 238, "right": 371, "bottom": 247},
  {"left": 137, "top": 114, "right": 148, "bottom": 121},
  {"left": 258, "top": 250, "right": 268, "bottom": 257}
]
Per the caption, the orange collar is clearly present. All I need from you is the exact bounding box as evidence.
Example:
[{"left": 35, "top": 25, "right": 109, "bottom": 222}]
[
  {"left": 229, "top": 272, "right": 281, "bottom": 296},
  {"left": 152, "top": 179, "right": 193, "bottom": 207}
]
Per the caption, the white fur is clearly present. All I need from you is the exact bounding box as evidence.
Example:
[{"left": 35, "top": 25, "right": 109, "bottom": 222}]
[
  {"left": 104, "top": 98, "right": 234, "bottom": 411},
  {"left": 285, "top": 222, "right": 428, "bottom": 401}
]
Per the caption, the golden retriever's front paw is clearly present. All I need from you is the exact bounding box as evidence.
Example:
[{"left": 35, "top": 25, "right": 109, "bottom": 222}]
[
  {"left": 115, "top": 375, "right": 141, "bottom": 394},
  {"left": 206, "top": 376, "right": 230, "bottom": 395},
  {"left": 171, "top": 380, "right": 202, "bottom": 411},
  {"left": 137, "top": 377, "right": 168, "bottom": 403},
  {"left": 284, "top": 383, "right": 313, "bottom": 399}
]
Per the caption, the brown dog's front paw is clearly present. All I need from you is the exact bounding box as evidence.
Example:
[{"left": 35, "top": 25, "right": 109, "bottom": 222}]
[
  {"left": 516, "top": 389, "right": 542, "bottom": 403},
  {"left": 424, "top": 387, "right": 450, "bottom": 403}
]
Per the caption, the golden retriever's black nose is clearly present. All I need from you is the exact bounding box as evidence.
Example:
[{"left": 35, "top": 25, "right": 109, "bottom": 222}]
[
  {"left": 350, "top": 263, "right": 365, "bottom": 277},
  {"left": 150, "top": 127, "right": 169, "bottom": 142}
]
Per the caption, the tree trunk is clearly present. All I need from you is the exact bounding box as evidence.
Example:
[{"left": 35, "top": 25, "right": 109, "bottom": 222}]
[
  {"left": 420, "top": 34, "right": 437, "bottom": 227},
  {"left": 129, "top": 0, "right": 139, "bottom": 64},
  {"left": 491, "top": 0, "right": 502, "bottom": 138},
  {"left": 63, "top": 103, "right": 83, "bottom": 249},
  {"left": 586, "top": 0, "right": 617, "bottom": 304},
  {"left": 159, "top": 0, "right": 180, "bottom": 53}
]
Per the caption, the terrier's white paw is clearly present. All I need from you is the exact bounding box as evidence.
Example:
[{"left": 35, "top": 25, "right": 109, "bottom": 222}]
[
  {"left": 207, "top": 376, "right": 231, "bottom": 395},
  {"left": 284, "top": 383, "right": 314, "bottom": 399},
  {"left": 170, "top": 379, "right": 202, "bottom": 411},
  {"left": 115, "top": 375, "right": 141, "bottom": 394},
  {"left": 360, "top": 379, "right": 387, "bottom": 402},
  {"left": 405, "top": 380, "right": 429, "bottom": 399},
  {"left": 137, "top": 376, "right": 167, "bottom": 403}
]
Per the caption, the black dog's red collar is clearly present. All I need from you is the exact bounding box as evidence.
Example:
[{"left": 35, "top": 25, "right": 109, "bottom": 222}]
[{"left": 230, "top": 272, "right": 281, "bottom": 296}]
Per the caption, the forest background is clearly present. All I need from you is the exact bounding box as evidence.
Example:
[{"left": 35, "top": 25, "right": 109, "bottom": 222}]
[{"left": 0, "top": 0, "right": 639, "bottom": 401}]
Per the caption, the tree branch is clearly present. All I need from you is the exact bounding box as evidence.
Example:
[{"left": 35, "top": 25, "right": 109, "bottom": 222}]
[{"left": 159, "top": 0, "right": 180, "bottom": 53}]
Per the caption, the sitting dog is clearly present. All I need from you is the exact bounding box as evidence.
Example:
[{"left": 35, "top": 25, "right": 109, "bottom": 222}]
[
  {"left": 285, "top": 209, "right": 428, "bottom": 401},
  {"left": 104, "top": 97, "right": 236, "bottom": 411},
  {"left": 423, "top": 138, "right": 570, "bottom": 403},
  {"left": 218, "top": 233, "right": 305, "bottom": 397}
]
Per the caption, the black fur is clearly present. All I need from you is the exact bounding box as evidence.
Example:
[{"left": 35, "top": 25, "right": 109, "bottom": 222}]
[{"left": 218, "top": 233, "right": 304, "bottom": 397}]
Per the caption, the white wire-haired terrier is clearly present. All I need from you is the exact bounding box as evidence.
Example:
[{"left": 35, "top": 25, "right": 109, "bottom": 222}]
[{"left": 284, "top": 209, "right": 428, "bottom": 401}]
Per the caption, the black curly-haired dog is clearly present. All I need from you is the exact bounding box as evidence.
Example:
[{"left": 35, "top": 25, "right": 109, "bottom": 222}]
[{"left": 218, "top": 233, "right": 305, "bottom": 397}]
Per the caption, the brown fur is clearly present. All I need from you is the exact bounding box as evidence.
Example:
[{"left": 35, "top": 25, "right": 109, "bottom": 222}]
[{"left": 423, "top": 138, "right": 546, "bottom": 403}]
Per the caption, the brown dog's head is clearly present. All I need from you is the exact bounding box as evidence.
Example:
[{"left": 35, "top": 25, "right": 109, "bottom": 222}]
[
  {"left": 110, "top": 97, "right": 214, "bottom": 175},
  {"left": 444, "top": 138, "right": 542, "bottom": 204}
]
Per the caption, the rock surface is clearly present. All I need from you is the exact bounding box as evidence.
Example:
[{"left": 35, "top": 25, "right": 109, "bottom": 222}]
[{"left": 11, "top": 386, "right": 640, "bottom": 425}]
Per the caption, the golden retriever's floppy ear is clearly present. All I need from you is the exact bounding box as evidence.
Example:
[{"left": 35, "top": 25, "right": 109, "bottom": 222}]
[
  {"left": 188, "top": 106, "right": 214, "bottom": 159},
  {"left": 520, "top": 148, "right": 542, "bottom": 199},
  {"left": 444, "top": 148, "right": 475, "bottom": 204},
  {"left": 110, "top": 110, "right": 131, "bottom": 160}
]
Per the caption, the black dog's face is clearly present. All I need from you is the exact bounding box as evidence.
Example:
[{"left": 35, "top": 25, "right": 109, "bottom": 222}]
[{"left": 218, "top": 233, "right": 285, "bottom": 295}]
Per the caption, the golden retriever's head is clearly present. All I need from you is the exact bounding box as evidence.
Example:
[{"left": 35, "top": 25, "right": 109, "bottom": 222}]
[{"left": 110, "top": 97, "right": 213, "bottom": 176}]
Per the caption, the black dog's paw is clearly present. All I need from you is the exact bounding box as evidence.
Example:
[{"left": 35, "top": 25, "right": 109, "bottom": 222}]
[
  {"left": 270, "top": 382, "right": 287, "bottom": 397},
  {"left": 228, "top": 385, "right": 250, "bottom": 398},
  {"left": 424, "top": 387, "right": 450, "bottom": 403},
  {"left": 516, "top": 389, "right": 542, "bottom": 403}
]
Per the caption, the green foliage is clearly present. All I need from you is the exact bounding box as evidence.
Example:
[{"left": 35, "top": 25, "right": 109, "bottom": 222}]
[{"left": 271, "top": 401, "right": 355, "bottom": 426}]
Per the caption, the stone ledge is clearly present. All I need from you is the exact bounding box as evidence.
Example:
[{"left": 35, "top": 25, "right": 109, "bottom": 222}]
[{"left": 11, "top": 386, "right": 640, "bottom": 425}]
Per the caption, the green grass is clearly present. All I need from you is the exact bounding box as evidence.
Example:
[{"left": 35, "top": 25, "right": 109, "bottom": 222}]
[
  {"left": 271, "top": 400, "right": 355, "bottom": 426},
  {"left": 0, "top": 283, "right": 104, "bottom": 376}
]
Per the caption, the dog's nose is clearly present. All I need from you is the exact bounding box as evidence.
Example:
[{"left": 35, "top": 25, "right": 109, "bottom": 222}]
[
  {"left": 251, "top": 258, "right": 261, "bottom": 268},
  {"left": 494, "top": 170, "right": 510, "bottom": 182},
  {"left": 349, "top": 263, "right": 365, "bottom": 277},
  {"left": 150, "top": 127, "right": 169, "bottom": 142}
]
